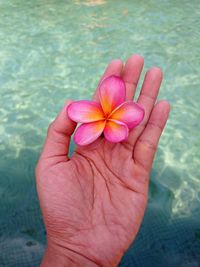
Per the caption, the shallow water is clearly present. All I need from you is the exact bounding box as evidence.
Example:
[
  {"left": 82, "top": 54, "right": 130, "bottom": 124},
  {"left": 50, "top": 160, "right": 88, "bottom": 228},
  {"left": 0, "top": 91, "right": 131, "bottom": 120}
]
[{"left": 0, "top": 0, "right": 200, "bottom": 266}]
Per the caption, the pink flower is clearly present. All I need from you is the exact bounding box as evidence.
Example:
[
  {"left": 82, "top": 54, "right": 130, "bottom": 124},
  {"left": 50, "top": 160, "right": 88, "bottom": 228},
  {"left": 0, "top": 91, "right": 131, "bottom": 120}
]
[{"left": 67, "top": 75, "right": 145, "bottom": 146}]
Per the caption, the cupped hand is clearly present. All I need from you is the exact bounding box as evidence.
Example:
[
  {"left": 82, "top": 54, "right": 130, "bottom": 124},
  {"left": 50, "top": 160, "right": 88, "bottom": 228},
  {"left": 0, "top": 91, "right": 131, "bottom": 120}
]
[{"left": 35, "top": 55, "right": 170, "bottom": 267}]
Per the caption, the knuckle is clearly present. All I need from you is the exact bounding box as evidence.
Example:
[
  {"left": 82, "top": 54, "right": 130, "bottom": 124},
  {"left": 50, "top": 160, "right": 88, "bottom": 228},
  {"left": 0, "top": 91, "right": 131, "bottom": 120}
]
[
  {"left": 35, "top": 162, "right": 40, "bottom": 181},
  {"left": 35, "top": 159, "right": 41, "bottom": 175},
  {"left": 138, "top": 138, "right": 157, "bottom": 151},
  {"left": 47, "top": 121, "right": 55, "bottom": 134},
  {"left": 35, "top": 161, "right": 44, "bottom": 185}
]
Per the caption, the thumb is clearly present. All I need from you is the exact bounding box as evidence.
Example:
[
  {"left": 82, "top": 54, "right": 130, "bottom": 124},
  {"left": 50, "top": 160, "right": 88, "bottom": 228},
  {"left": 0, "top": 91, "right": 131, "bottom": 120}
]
[{"left": 40, "top": 100, "right": 77, "bottom": 160}]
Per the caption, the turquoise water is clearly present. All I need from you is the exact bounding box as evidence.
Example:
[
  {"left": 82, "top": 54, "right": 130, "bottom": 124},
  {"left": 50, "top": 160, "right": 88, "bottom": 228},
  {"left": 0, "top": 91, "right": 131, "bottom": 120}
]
[{"left": 0, "top": 0, "right": 200, "bottom": 266}]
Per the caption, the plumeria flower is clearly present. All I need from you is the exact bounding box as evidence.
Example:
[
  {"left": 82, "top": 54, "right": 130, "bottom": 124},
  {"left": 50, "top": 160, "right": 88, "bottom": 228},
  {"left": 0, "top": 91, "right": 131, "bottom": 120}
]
[{"left": 67, "top": 75, "right": 145, "bottom": 146}]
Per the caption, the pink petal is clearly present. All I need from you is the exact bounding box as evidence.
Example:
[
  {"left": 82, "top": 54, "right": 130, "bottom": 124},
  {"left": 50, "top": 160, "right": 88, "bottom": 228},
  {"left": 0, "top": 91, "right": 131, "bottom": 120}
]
[
  {"left": 67, "top": 100, "right": 104, "bottom": 123},
  {"left": 109, "top": 101, "right": 145, "bottom": 129},
  {"left": 98, "top": 75, "right": 126, "bottom": 116},
  {"left": 74, "top": 120, "right": 106, "bottom": 146},
  {"left": 104, "top": 119, "right": 129, "bottom": 143}
]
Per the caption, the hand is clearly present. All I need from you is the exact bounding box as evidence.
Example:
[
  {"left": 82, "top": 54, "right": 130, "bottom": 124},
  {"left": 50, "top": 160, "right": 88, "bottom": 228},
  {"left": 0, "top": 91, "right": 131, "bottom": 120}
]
[{"left": 35, "top": 54, "right": 170, "bottom": 267}]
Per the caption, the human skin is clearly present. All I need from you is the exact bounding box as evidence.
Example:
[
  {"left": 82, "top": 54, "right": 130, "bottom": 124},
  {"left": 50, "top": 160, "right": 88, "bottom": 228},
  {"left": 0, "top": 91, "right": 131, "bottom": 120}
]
[{"left": 35, "top": 54, "right": 170, "bottom": 267}]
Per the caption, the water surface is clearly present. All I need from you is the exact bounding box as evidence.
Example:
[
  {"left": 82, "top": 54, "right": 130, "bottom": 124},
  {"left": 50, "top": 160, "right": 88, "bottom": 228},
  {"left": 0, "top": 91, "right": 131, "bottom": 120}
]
[{"left": 0, "top": 1, "right": 200, "bottom": 266}]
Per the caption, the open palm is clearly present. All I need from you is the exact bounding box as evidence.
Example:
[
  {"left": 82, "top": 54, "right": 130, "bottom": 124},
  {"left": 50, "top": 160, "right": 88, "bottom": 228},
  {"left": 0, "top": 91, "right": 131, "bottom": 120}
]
[{"left": 36, "top": 55, "right": 170, "bottom": 267}]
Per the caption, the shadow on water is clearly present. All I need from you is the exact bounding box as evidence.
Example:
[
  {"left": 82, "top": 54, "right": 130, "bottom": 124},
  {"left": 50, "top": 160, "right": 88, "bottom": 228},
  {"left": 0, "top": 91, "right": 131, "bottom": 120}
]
[
  {"left": 0, "top": 130, "right": 46, "bottom": 267},
  {"left": 119, "top": 168, "right": 200, "bottom": 267},
  {"left": 0, "top": 139, "right": 200, "bottom": 267}
]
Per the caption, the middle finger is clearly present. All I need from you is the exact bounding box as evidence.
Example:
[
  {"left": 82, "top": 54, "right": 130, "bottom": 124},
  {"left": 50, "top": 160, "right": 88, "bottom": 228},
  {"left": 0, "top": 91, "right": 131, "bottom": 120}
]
[{"left": 126, "top": 67, "right": 163, "bottom": 147}]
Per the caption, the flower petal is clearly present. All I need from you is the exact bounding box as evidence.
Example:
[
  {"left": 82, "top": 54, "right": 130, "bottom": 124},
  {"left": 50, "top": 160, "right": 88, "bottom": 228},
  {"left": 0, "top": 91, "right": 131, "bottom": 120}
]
[
  {"left": 109, "top": 101, "right": 145, "bottom": 129},
  {"left": 67, "top": 100, "right": 104, "bottom": 123},
  {"left": 98, "top": 75, "right": 126, "bottom": 116},
  {"left": 104, "top": 119, "right": 129, "bottom": 143},
  {"left": 74, "top": 120, "right": 106, "bottom": 146}
]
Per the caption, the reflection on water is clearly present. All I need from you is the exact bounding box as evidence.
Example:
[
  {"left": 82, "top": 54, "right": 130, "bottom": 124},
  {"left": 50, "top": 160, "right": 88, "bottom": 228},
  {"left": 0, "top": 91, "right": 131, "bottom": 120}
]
[
  {"left": 0, "top": 0, "right": 200, "bottom": 266},
  {"left": 75, "top": 0, "right": 106, "bottom": 6}
]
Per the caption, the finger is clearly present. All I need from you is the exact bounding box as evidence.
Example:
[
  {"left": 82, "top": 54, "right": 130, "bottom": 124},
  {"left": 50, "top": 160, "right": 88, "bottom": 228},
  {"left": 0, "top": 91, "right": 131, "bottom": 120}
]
[
  {"left": 133, "top": 100, "right": 170, "bottom": 172},
  {"left": 93, "top": 59, "right": 123, "bottom": 101},
  {"left": 40, "top": 100, "right": 76, "bottom": 160},
  {"left": 122, "top": 54, "right": 144, "bottom": 100},
  {"left": 127, "top": 67, "right": 163, "bottom": 146},
  {"left": 76, "top": 60, "right": 123, "bottom": 152}
]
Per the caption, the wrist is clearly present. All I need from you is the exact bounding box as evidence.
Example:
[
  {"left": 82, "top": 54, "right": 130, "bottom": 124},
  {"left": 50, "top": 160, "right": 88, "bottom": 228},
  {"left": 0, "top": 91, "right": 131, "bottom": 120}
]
[{"left": 40, "top": 243, "right": 101, "bottom": 267}]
